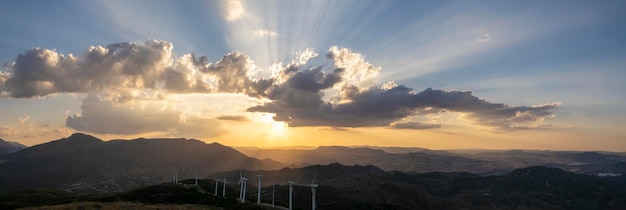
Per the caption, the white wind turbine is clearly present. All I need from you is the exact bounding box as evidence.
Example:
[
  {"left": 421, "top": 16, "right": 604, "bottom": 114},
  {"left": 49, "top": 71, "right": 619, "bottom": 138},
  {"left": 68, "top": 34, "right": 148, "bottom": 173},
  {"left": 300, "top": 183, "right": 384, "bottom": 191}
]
[
  {"left": 214, "top": 178, "right": 219, "bottom": 196},
  {"left": 288, "top": 178, "right": 295, "bottom": 210},
  {"left": 257, "top": 162, "right": 263, "bottom": 204},
  {"left": 238, "top": 171, "right": 248, "bottom": 203},
  {"left": 222, "top": 174, "right": 227, "bottom": 197},
  {"left": 309, "top": 171, "right": 319, "bottom": 210}
]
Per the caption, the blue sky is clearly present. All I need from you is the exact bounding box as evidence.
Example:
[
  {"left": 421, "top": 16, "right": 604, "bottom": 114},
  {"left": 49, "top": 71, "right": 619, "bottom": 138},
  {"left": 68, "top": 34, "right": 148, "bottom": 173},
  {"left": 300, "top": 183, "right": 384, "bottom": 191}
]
[{"left": 0, "top": 0, "right": 625, "bottom": 150}]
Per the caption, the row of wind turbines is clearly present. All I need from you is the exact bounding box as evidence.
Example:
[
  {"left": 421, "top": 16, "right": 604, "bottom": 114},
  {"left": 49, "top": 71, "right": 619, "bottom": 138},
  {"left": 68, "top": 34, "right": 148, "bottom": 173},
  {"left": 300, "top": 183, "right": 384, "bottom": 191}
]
[{"left": 172, "top": 169, "right": 319, "bottom": 210}]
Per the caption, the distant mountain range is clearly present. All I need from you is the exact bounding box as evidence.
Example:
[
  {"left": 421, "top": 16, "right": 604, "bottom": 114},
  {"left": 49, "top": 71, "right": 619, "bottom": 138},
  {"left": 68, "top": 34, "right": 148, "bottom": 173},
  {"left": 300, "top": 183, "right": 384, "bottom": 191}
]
[
  {"left": 236, "top": 146, "right": 626, "bottom": 175},
  {"left": 1, "top": 133, "right": 626, "bottom": 197}
]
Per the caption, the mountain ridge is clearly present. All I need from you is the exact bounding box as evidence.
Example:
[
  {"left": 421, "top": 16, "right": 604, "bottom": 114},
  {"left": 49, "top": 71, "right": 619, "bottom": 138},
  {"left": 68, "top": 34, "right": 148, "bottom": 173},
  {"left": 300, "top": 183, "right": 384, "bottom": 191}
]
[{"left": 0, "top": 133, "right": 284, "bottom": 194}]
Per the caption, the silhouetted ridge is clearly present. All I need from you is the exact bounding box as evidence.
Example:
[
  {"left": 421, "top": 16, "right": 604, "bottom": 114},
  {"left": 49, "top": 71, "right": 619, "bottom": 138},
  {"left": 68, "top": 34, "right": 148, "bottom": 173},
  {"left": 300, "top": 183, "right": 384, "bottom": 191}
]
[
  {"left": 63, "top": 133, "right": 104, "bottom": 144},
  {"left": 0, "top": 133, "right": 284, "bottom": 194},
  {"left": 0, "top": 139, "right": 20, "bottom": 156}
]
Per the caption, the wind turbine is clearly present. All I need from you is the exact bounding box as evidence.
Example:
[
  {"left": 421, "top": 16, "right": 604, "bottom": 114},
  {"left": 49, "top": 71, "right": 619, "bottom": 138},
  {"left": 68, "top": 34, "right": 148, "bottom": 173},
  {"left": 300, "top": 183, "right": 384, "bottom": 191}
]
[
  {"left": 222, "top": 174, "right": 227, "bottom": 197},
  {"left": 309, "top": 171, "right": 319, "bottom": 210},
  {"left": 272, "top": 178, "right": 275, "bottom": 208},
  {"left": 195, "top": 170, "right": 198, "bottom": 186},
  {"left": 238, "top": 171, "right": 248, "bottom": 203},
  {"left": 257, "top": 162, "right": 263, "bottom": 204},
  {"left": 288, "top": 178, "right": 295, "bottom": 210},
  {"left": 214, "top": 178, "right": 219, "bottom": 196}
]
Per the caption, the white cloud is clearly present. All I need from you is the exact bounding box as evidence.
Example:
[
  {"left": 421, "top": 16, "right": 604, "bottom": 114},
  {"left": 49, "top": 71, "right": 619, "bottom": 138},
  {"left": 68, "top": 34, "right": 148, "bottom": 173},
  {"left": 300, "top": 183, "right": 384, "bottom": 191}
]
[
  {"left": 3, "top": 40, "right": 173, "bottom": 98},
  {"left": 476, "top": 33, "right": 490, "bottom": 42},
  {"left": 327, "top": 46, "right": 381, "bottom": 90},
  {"left": 253, "top": 29, "right": 279, "bottom": 38},
  {"left": 224, "top": 0, "right": 245, "bottom": 21},
  {"left": 18, "top": 116, "right": 30, "bottom": 124}
]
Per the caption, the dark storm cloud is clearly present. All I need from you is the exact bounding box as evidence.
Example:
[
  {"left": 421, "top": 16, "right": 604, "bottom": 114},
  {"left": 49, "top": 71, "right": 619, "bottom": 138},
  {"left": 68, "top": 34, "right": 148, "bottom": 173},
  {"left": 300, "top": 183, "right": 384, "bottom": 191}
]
[{"left": 250, "top": 84, "right": 560, "bottom": 130}]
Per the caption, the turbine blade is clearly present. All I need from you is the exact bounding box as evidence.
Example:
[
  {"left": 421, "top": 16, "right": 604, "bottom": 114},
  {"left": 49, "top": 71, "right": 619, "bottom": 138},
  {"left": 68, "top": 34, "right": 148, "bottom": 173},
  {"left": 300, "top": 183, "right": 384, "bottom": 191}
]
[{"left": 311, "top": 171, "right": 318, "bottom": 184}]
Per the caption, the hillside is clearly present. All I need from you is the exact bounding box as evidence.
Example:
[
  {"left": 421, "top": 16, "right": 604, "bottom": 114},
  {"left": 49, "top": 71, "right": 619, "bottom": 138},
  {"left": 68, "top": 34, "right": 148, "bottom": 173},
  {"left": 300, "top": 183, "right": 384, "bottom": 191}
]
[
  {"left": 0, "top": 133, "right": 284, "bottom": 194},
  {"left": 0, "top": 139, "right": 22, "bottom": 156}
]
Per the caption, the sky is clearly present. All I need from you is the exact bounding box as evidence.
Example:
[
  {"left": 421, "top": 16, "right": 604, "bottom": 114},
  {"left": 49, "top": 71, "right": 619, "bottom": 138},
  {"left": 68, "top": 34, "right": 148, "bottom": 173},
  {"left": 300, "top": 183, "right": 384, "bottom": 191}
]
[{"left": 0, "top": 0, "right": 625, "bottom": 151}]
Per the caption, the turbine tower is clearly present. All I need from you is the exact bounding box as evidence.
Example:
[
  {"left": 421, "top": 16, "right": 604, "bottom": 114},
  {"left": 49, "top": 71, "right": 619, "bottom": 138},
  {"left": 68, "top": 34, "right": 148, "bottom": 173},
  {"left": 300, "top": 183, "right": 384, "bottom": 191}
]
[
  {"left": 309, "top": 171, "right": 319, "bottom": 210},
  {"left": 222, "top": 174, "right": 227, "bottom": 197},
  {"left": 288, "top": 179, "right": 295, "bottom": 210},
  {"left": 238, "top": 171, "right": 248, "bottom": 203},
  {"left": 272, "top": 179, "right": 275, "bottom": 208},
  {"left": 214, "top": 178, "right": 219, "bottom": 196},
  {"left": 257, "top": 161, "right": 263, "bottom": 204},
  {"left": 195, "top": 170, "right": 198, "bottom": 186}
]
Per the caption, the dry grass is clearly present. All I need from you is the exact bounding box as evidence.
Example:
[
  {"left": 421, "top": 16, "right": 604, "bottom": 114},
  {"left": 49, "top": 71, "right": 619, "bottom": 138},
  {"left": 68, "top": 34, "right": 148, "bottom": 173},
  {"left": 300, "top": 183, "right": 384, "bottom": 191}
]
[{"left": 17, "top": 201, "right": 221, "bottom": 210}]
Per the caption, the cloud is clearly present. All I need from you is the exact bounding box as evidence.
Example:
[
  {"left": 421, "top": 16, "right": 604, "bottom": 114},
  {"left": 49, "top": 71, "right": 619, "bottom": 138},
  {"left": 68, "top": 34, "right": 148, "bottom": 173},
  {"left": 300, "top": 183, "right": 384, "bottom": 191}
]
[
  {"left": 0, "top": 71, "right": 8, "bottom": 96},
  {"left": 18, "top": 116, "right": 30, "bottom": 124},
  {"left": 66, "top": 94, "right": 226, "bottom": 138},
  {"left": 476, "top": 33, "right": 490, "bottom": 42},
  {"left": 163, "top": 54, "right": 212, "bottom": 93},
  {"left": 0, "top": 125, "right": 15, "bottom": 137},
  {"left": 253, "top": 29, "right": 279, "bottom": 38},
  {"left": 326, "top": 46, "right": 381, "bottom": 90},
  {"left": 2, "top": 40, "right": 173, "bottom": 98},
  {"left": 391, "top": 122, "right": 443, "bottom": 130},
  {"left": 0, "top": 40, "right": 271, "bottom": 97},
  {"left": 217, "top": 115, "right": 248, "bottom": 121},
  {"left": 224, "top": 0, "right": 245, "bottom": 21},
  {"left": 248, "top": 47, "right": 559, "bottom": 130},
  {"left": 1, "top": 40, "right": 560, "bottom": 132},
  {"left": 201, "top": 52, "right": 274, "bottom": 97}
]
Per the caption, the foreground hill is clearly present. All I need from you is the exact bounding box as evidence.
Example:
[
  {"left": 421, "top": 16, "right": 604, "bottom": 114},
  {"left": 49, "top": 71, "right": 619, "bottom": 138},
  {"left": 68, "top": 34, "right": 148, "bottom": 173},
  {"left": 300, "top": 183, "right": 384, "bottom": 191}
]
[
  {"left": 0, "top": 133, "right": 284, "bottom": 194},
  {"left": 2, "top": 164, "right": 625, "bottom": 209}
]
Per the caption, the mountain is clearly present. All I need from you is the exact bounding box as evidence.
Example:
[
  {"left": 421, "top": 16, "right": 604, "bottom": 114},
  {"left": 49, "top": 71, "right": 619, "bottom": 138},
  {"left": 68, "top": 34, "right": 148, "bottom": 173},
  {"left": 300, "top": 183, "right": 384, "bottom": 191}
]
[
  {"left": 462, "top": 149, "right": 626, "bottom": 175},
  {"left": 6, "top": 141, "right": 27, "bottom": 149},
  {"left": 0, "top": 133, "right": 285, "bottom": 194},
  {"left": 236, "top": 146, "right": 507, "bottom": 174},
  {"left": 0, "top": 138, "right": 22, "bottom": 156}
]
